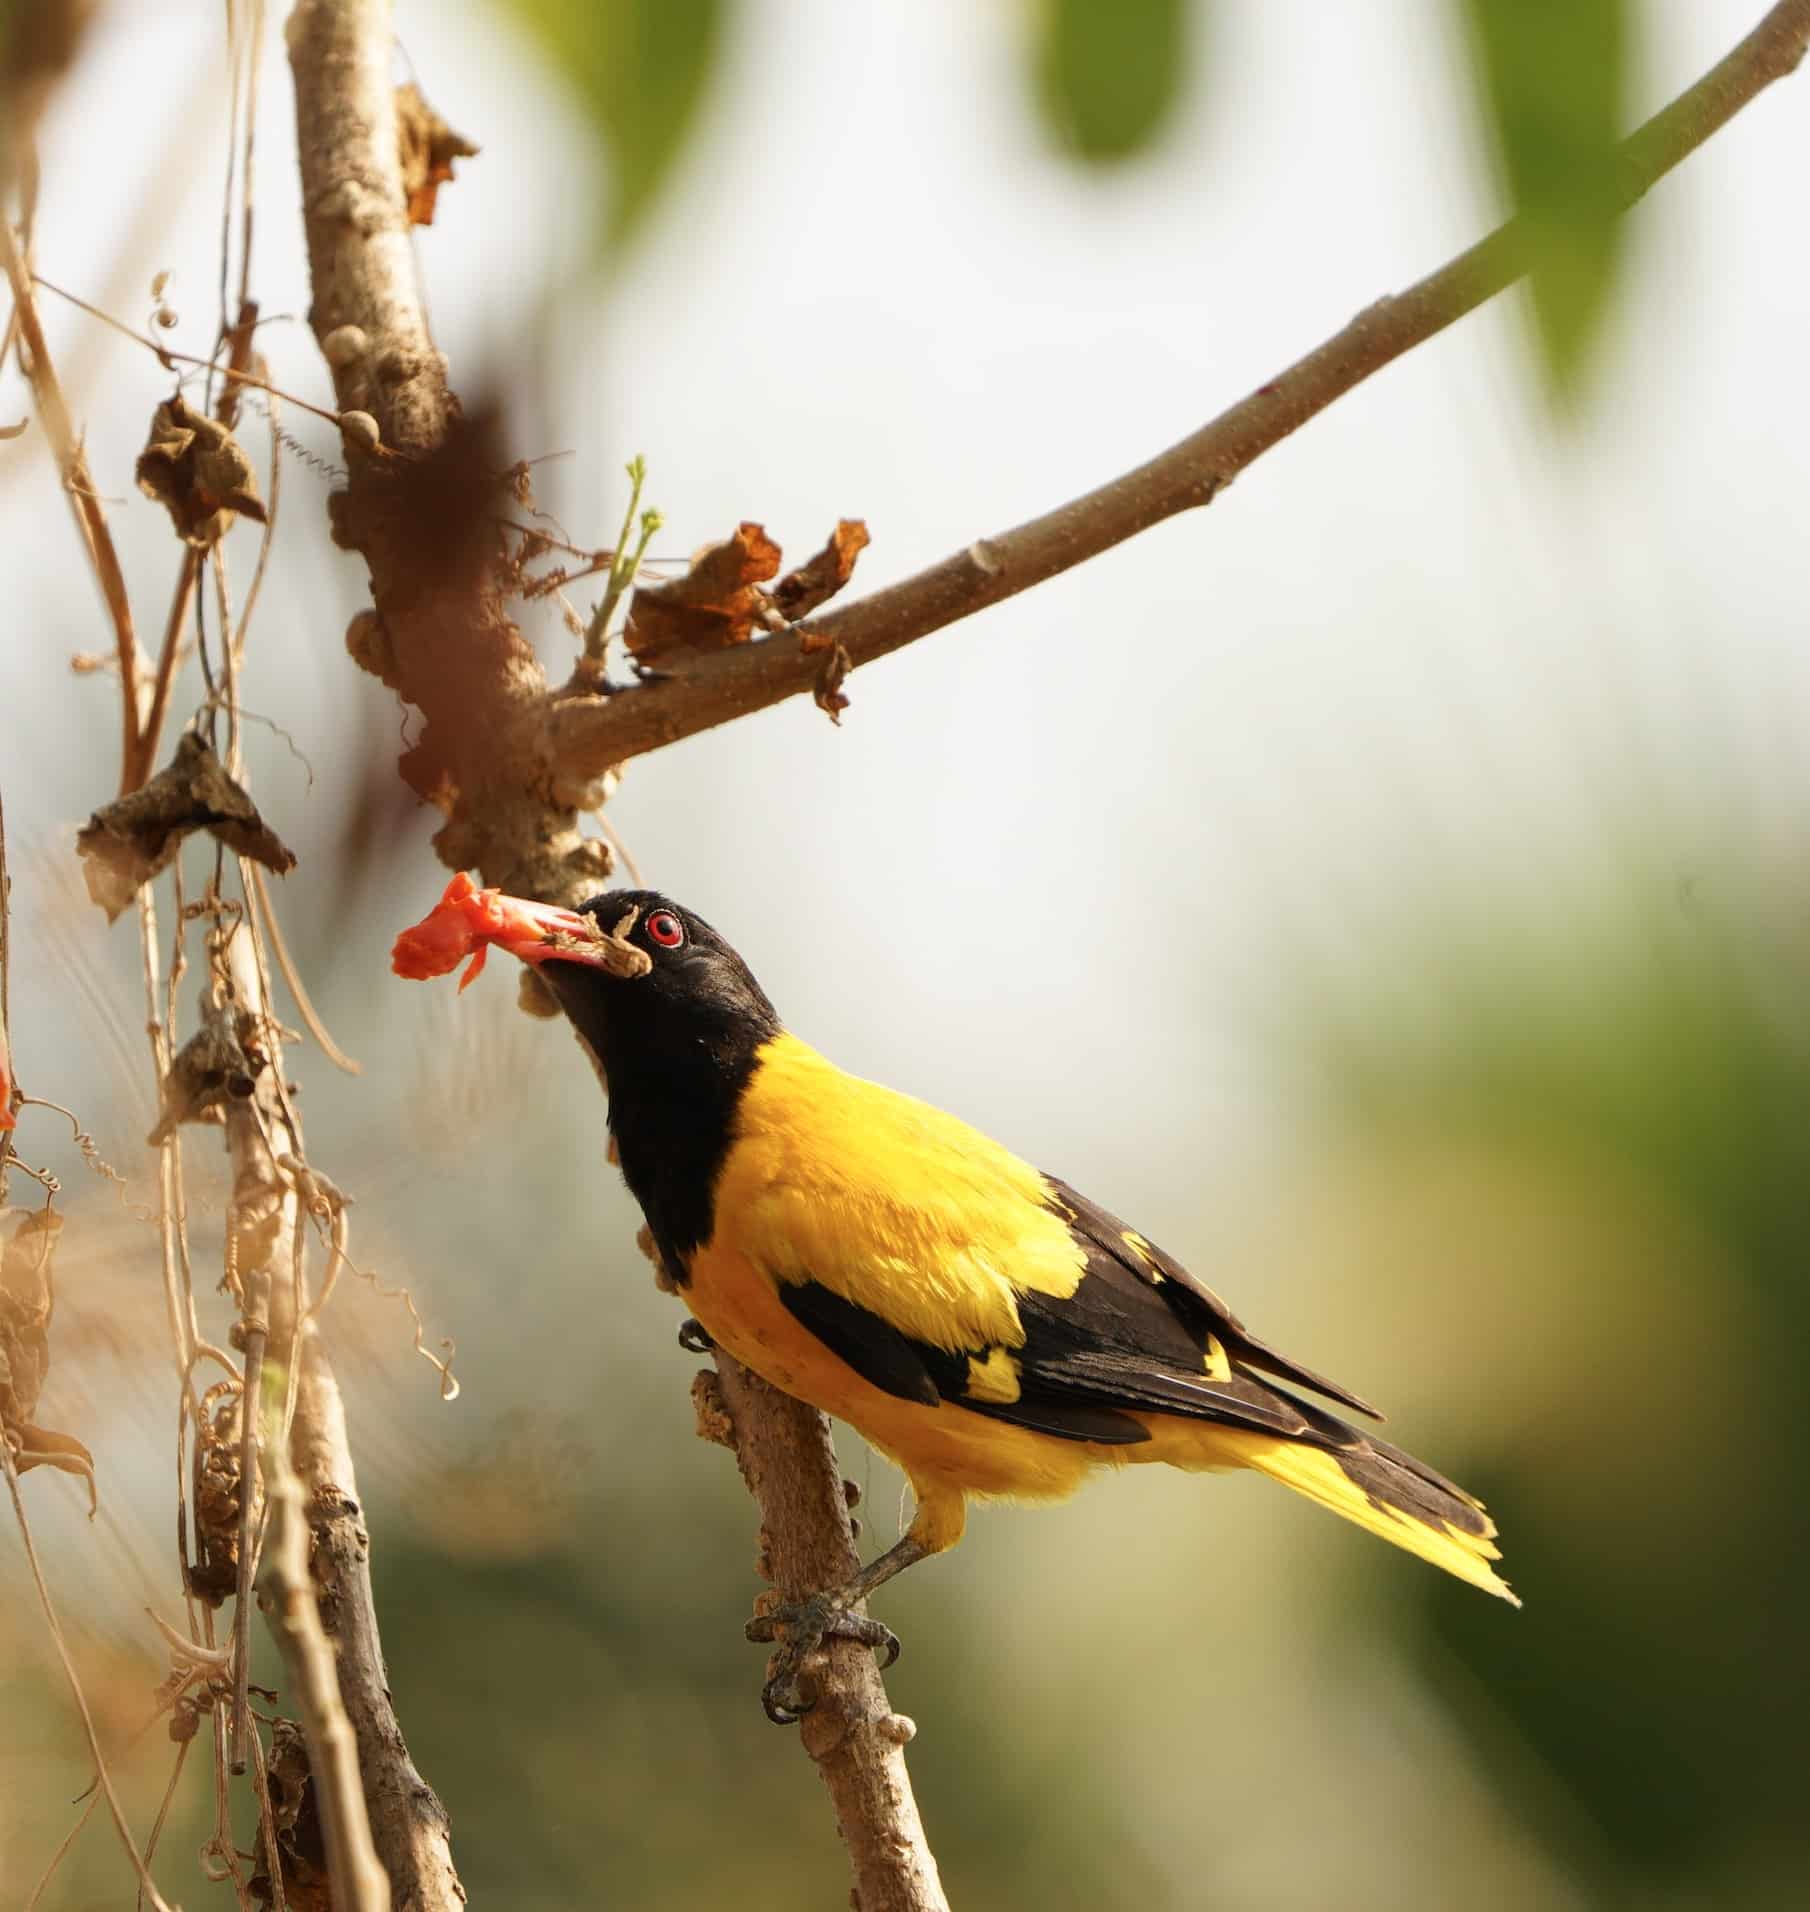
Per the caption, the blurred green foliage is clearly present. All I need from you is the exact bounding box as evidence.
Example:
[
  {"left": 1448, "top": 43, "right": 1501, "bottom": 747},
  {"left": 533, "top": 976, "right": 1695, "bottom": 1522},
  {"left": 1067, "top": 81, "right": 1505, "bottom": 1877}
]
[
  {"left": 1459, "top": 0, "right": 1630, "bottom": 406},
  {"left": 496, "top": 0, "right": 727, "bottom": 247},
  {"left": 1309, "top": 865, "right": 1810, "bottom": 1904},
  {"left": 490, "top": 0, "right": 1648, "bottom": 413},
  {"left": 368, "top": 1511, "right": 1169, "bottom": 1909},
  {"left": 1029, "top": 0, "right": 1192, "bottom": 165}
]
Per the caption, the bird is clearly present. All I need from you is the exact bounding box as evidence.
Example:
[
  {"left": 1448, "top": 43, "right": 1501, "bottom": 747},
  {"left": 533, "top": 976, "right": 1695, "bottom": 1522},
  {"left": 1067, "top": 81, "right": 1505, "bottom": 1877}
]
[{"left": 393, "top": 874, "right": 1516, "bottom": 1721}]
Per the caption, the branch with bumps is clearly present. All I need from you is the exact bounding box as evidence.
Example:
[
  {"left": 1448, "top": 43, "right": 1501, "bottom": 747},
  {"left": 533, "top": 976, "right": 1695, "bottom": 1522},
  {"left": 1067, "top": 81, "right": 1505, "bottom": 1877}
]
[{"left": 287, "top": 0, "right": 1810, "bottom": 1905}]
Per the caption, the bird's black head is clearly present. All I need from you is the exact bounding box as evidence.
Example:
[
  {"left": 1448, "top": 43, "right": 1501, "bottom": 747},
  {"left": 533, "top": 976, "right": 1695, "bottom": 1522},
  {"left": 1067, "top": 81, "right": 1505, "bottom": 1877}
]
[
  {"left": 534, "top": 888, "right": 782, "bottom": 1085},
  {"left": 526, "top": 889, "right": 782, "bottom": 1267}
]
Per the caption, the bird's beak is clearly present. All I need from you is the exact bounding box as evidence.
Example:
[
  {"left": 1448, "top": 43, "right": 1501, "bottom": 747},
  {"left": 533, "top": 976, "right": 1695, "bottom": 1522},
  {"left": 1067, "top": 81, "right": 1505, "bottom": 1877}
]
[{"left": 391, "top": 873, "right": 633, "bottom": 991}]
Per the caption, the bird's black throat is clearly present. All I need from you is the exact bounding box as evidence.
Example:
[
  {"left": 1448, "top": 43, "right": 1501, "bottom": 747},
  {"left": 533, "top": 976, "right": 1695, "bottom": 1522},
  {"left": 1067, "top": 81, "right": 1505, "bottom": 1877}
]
[{"left": 541, "top": 943, "right": 781, "bottom": 1278}]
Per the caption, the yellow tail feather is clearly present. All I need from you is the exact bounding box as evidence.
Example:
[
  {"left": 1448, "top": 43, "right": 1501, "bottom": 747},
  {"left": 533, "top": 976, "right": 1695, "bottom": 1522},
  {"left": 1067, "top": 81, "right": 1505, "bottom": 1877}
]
[{"left": 1154, "top": 1420, "right": 1520, "bottom": 1605}]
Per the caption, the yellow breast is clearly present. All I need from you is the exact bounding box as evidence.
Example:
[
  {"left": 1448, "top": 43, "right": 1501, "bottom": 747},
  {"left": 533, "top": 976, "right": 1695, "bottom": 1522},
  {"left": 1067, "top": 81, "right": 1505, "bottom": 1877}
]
[{"left": 708, "top": 1032, "right": 1085, "bottom": 1351}]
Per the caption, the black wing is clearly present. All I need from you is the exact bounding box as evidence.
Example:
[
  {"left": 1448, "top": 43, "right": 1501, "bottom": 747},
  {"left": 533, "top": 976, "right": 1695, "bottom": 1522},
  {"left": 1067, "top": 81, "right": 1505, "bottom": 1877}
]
[
  {"left": 770, "top": 1175, "right": 1381, "bottom": 1450},
  {"left": 1044, "top": 1177, "right": 1383, "bottom": 1420}
]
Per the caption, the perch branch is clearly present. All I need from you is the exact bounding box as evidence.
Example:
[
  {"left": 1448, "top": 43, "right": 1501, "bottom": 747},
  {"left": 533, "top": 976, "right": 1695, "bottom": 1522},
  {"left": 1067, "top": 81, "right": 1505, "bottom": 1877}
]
[
  {"left": 711, "top": 1363, "right": 947, "bottom": 1911},
  {"left": 285, "top": 3, "right": 949, "bottom": 1900},
  {"left": 288, "top": 0, "right": 1810, "bottom": 1900},
  {"left": 542, "top": 0, "right": 1810, "bottom": 770}
]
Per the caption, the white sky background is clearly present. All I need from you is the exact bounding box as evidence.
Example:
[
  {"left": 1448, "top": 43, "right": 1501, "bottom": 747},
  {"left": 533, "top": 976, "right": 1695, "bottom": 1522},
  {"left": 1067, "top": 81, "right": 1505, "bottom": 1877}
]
[{"left": 4, "top": 3, "right": 1808, "bottom": 1904}]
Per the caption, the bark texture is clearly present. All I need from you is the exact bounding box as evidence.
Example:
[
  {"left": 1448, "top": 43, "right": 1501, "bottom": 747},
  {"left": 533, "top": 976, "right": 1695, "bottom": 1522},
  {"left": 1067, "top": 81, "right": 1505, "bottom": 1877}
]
[
  {"left": 223, "top": 922, "right": 463, "bottom": 1909},
  {"left": 285, "top": 2, "right": 948, "bottom": 1901}
]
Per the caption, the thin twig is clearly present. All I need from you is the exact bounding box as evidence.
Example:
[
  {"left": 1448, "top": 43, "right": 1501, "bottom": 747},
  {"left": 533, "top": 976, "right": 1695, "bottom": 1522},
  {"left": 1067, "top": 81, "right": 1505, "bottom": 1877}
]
[
  {"left": 542, "top": 0, "right": 1810, "bottom": 772},
  {"left": 30, "top": 273, "right": 348, "bottom": 427},
  {"left": 137, "top": 549, "right": 202, "bottom": 794},
  {"left": 0, "top": 223, "right": 144, "bottom": 788},
  {"left": 230, "top": 1264, "right": 269, "bottom": 1775},
  {"left": 580, "top": 454, "right": 661, "bottom": 664},
  {"left": 250, "top": 842, "right": 362, "bottom": 1074},
  {"left": 254, "top": 1365, "right": 391, "bottom": 1912},
  {"left": 23, "top": 1788, "right": 103, "bottom": 1912},
  {"left": 131, "top": 300, "right": 265, "bottom": 790},
  {"left": 245, "top": 1709, "right": 292, "bottom": 1912},
  {"left": 2, "top": 1446, "right": 180, "bottom": 1912}
]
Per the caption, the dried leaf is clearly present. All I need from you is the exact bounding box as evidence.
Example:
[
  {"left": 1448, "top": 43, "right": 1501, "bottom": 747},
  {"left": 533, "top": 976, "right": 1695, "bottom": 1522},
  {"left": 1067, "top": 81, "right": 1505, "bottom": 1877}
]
[
  {"left": 623, "top": 521, "right": 781, "bottom": 666},
  {"left": 0, "top": 1207, "right": 60, "bottom": 1424},
  {"left": 135, "top": 392, "right": 267, "bottom": 546},
  {"left": 813, "top": 641, "right": 852, "bottom": 725},
  {"left": 187, "top": 1387, "right": 246, "bottom": 1608},
  {"left": 76, "top": 732, "right": 297, "bottom": 921},
  {"left": 250, "top": 1719, "right": 333, "bottom": 1910},
  {"left": 146, "top": 1015, "right": 263, "bottom": 1147},
  {"left": 772, "top": 518, "right": 869, "bottom": 623},
  {"left": 396, "top": 82, "right": 479, "bottom": 227},
  {"left": 0, "top": 1207, "right": 93, "bottom": 1509}
]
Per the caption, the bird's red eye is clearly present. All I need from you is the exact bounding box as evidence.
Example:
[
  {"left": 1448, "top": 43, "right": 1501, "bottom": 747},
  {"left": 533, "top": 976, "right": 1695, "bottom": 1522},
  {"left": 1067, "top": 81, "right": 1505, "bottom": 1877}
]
[{"left": 645, "top": 910, "right": 685, "bottom": 949}]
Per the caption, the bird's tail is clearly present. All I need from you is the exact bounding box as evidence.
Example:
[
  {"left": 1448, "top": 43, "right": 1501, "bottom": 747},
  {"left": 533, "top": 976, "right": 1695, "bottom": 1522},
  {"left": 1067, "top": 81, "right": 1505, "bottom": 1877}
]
[{"left": 1154, "top": 1411, "right": 1518, "bottom": 1604}]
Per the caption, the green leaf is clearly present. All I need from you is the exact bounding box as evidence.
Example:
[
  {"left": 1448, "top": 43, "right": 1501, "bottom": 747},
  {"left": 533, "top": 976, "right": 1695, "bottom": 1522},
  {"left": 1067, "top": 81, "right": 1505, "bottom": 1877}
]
[
  {"left": 1030, "top": 0, "right": 1191, "bottom": 165},
  {"left": 497, "top": 0, "right": 727, "bottom": 249},
  {"left": 1459, "top": 0, "right": 1630, "bottom": 408}
]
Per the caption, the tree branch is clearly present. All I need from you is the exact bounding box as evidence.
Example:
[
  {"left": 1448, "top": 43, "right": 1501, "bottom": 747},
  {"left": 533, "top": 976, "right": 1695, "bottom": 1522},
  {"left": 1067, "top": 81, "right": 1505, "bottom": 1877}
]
[
  {"left": 540, "top": 0, "right": 1810, "bottom": 773},
  {"left": 707, "top": 1363, "right": 946, "bottom": 1912},
  {"left": 285, "top": 4, "right": 950, "bottom": 1900},
  {"left": 287, "top": 0, "right": 1809, "bottom": 1900},
  {"left": 220, "top": 919, "right": 463, "bottom": 1909},
  {"left": 252, "top": 1272, "right": 392, "bottom": 1912}
]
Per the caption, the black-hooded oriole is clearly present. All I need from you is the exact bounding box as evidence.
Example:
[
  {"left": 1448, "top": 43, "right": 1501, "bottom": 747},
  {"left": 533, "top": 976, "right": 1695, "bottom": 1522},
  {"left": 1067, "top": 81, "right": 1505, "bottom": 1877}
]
[{"left": 395, "top": 875, "right": 1515, "bottom": 1720}]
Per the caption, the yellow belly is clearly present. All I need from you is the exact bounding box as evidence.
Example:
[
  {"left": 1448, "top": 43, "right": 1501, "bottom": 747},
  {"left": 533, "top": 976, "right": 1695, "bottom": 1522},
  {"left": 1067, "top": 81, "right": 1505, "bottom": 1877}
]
[{"left": 684, "top": 1238, "right": 1117, "bottom": 1509}]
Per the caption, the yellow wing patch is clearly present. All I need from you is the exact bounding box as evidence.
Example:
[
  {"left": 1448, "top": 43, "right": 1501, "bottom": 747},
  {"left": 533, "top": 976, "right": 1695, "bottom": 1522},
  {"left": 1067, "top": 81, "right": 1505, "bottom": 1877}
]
[
  {"left": 1119, "top": 1229, "right": 1164, "bottom": 1280},
  {"left": 964, "top": 1347, "right": 1023, "bottom": 1403},
  {"left": 715, "top": 1034, "right": 1087, "bottom": 1353},
  {"left": 1201, "top": 1333, "right": 1231, "bottom": 1381}
]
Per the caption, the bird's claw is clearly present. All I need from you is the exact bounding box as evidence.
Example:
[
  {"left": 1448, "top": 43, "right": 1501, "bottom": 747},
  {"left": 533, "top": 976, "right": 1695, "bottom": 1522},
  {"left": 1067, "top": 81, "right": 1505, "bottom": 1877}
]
[
  {"left": 677, "top": 1317, "right": 715, "bottom": 1353},
  {"left": 746, "top": 1593, "right": 901, "bottom": 1724}
]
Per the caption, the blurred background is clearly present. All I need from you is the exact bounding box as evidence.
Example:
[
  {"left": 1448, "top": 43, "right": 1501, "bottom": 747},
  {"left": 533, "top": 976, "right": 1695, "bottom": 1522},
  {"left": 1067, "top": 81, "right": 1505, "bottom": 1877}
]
[{"left": 5, "top": 1, "right": 1810, "bottom": 1905}]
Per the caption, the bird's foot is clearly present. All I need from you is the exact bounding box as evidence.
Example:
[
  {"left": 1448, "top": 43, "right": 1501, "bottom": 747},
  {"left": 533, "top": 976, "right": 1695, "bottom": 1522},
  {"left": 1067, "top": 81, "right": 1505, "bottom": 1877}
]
[
  {"left": 745, "top": 1592, "right": 901, "bottom": 1725},
  {"left": 677, "top": 1317, "right": 715, "bottom": 1353}
]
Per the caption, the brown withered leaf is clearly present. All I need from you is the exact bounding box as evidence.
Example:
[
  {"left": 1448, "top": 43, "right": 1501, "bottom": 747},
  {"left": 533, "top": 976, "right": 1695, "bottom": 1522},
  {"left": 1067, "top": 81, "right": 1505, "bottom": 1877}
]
[
  {"left": 397, "top": 83, "right": 479, "bottom": 227},
  {"left": 77, "top": 732, "right": 297, "bottom": 922},
  {"left": 624, "top": 522, "right": 782, "bottom": 666},
  {"left": 250, "top": 1719, "right": 333, "bottom": 1910},
  {"left": 813, "top": 641, "right": 853, "bottom": 725},
  {"left": 773, "top": 518, "right": 869, "bottom": 624},
  {"left": 146, "top": 1014, "right": 264, "bottom": 1147},
  {"left": 0, "top": 1206, "right": 95, "bottom": 1511},
  {"left": 136, "top": 393, "right": 267, "bottom": 546}
]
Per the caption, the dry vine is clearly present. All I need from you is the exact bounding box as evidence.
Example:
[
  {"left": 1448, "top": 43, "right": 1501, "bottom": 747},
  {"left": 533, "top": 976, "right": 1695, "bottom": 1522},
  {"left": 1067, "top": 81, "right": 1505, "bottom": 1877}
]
[{"left": 5, "top": 3, "right": 461, "bottom": 1906}]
